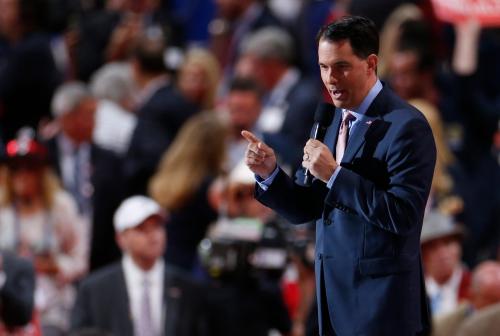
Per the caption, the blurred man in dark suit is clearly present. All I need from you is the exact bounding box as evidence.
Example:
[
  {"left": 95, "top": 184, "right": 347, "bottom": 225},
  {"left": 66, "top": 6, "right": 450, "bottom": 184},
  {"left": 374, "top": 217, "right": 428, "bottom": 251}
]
[
  {"left": 47, "top": 82, "right": 125, "bottom": 271},
  {"left": 124, "top": 35, "right": 198, "bottom": 196},
  {"left": 236, "top": 26, "right": 319, "bottom": 172},
  {"left": 71, "top": 196, "right": 207, "bottom": 336}
]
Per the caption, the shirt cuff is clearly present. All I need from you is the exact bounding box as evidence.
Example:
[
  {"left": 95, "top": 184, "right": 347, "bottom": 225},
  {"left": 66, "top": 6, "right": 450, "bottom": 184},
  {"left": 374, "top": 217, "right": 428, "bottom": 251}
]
[
  {"left": 255, "top": 166, "right": 280, "bottom": 191},
  {"left": 327, "top": 166, "right": 342, "bottom": 189}
]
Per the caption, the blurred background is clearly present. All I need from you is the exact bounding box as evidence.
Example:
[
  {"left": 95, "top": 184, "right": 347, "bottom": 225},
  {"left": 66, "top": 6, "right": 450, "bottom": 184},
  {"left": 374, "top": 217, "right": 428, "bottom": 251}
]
[{"left": 0, "top": 0, "right": 499, "bottom": 335}]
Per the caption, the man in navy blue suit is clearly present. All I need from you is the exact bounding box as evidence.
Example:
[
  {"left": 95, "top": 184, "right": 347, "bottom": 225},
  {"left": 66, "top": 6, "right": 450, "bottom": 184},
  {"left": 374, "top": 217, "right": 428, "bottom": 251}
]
[{"left": 242, "top": 16, "right": 435, "bottom": 335}]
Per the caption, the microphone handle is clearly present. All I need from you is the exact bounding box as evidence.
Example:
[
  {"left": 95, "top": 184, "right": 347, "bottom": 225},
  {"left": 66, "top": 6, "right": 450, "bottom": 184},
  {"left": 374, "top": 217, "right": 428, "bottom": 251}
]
[
  {"left": 304, "top": 171, "right": 314, "bottom": 185},
  {"left": 303, "top": 123, "right": 323, "bottom": 186}
]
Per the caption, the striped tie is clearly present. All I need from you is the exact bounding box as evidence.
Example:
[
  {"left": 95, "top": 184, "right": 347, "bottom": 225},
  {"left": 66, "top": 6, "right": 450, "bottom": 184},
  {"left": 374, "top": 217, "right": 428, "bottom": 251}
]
[{"left": 335, "top": 111, "right": 355, "bottom": 163}]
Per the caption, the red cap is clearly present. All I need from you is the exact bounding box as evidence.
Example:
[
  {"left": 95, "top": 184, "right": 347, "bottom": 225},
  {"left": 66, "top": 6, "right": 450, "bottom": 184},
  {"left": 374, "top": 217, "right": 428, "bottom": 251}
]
[{"left": 5, "top": 128, "right": 48, "bottom": 167}]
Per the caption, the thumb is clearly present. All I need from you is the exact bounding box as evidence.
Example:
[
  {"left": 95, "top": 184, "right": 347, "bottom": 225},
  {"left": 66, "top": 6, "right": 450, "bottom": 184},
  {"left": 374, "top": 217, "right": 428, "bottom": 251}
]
[{"left": 257, "top": 141, "right": 274, "bottom": 156}]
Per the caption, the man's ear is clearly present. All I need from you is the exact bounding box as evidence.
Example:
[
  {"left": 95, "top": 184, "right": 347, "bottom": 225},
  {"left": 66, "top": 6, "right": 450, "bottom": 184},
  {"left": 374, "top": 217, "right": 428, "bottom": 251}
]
[
  {"left": 366, "top": 54, "right": 378, "bottom": 74},
  {"left": 115, "top": 232, "right": 126, "bottom": 251}
]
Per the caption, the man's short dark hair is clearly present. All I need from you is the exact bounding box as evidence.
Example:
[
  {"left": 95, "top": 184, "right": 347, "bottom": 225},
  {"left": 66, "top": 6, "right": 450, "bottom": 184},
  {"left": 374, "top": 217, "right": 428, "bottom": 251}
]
[
  {"left": 228, "top": 77, "right": 263, "bottom": 99},
  {"left": 133, "top": 35, "right": 167, "bottom": 75},
  {"left": 316, "top": 16, "right": 379, "bottom": 59}
]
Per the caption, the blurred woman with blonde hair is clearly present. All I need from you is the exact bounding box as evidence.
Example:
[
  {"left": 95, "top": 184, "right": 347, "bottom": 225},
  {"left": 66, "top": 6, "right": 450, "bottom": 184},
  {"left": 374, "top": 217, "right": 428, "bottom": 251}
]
[
  {"left": 149, "top": 112, "right": 228, "bottom": 272},
  {"left": 177, "top": 48, "right": 221, "bottom": 110},
  {"left": 378, "top": 3, "right": 423, "bottom": 79},
  {"left": 409, "top": 99, "right": 463, "bottom": 215}
]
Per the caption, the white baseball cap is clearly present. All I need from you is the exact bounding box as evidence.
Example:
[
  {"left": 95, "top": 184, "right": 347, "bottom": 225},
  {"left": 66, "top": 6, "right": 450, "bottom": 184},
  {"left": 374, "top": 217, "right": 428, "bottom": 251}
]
[{"left": 114, "top": 196, "right": 165, "bottom": 233}]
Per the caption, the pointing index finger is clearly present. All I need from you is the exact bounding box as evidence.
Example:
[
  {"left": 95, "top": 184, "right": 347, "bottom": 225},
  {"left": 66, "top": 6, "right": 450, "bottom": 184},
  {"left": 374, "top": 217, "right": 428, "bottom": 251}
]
[
  {"left": 242, "top": 130, "right": 273, "bottom": 156},
  {"left": 241, "top": 130, "right": 260, "bottom": 144}
]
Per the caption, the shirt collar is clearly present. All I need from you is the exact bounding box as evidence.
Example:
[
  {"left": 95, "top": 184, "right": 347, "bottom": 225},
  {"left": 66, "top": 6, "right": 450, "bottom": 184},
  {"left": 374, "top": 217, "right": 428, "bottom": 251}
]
[
  {"left": 343, "top": 79, "right": 382, "bottom": 120},
  {"left": 425, "top": 265, "right": 464, "bottom": 296},
  {"left": 122, "top": 254, "right": 164, "bottom": 285}
]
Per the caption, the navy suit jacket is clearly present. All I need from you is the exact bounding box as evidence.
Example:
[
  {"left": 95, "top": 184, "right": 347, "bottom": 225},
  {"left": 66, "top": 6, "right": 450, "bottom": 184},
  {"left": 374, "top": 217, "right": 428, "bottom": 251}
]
[
  {"left": 257, "top": 86, "right": 435, "bottom": 335},
  {"left": 71, "top": 262, "right": 208, "bottom": 336}
]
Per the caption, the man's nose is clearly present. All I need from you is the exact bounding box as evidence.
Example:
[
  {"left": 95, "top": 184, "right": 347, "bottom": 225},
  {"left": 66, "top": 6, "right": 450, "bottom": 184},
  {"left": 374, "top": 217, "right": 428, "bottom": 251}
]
[{"left": 325, "top": 71, "right": 338, "bottom": 86}]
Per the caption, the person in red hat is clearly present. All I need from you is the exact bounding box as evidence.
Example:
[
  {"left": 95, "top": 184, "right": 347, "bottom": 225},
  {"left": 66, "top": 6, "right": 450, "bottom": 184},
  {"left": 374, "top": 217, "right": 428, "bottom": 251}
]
[{"left": 0, "top": 128, "right": 87, "bottom": 336}]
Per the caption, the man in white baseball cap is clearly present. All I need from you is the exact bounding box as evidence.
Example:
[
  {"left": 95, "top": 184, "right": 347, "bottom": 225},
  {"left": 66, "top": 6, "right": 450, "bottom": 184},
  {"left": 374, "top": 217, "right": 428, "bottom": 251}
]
[{"left": 71, "top": 195, "right": 207, "bottom": 336}]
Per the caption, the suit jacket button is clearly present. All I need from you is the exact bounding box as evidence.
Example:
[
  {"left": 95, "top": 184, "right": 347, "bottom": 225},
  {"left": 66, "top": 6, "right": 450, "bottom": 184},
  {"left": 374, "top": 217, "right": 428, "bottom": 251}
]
[{"left": 324, "top": 219, "right": 332, "bottom": 225}]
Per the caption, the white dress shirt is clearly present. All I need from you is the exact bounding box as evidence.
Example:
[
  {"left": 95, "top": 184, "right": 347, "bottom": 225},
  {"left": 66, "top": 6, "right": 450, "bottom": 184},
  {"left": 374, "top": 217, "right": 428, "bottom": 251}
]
[
  {"left": 122, "top": 255, "right": 165, "bottom": 336},
  {"left": 93, "top": 100, "right": 137, "bottom": 154},
  {"left": 426, "top": 265, "right": 465, "bottom": 317}
]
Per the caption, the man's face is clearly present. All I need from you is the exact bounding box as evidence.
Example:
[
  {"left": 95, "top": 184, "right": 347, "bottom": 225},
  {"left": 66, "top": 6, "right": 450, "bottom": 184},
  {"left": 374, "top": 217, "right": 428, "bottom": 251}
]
[
  {"left": 318, "top": 39, "right": 377, "bottom": 109},
  {"left": 119, "top": 215, "right": 166, "bottom": 264},
  {"left": 10, "top": 165, "right": 43, "bottom": 200},
  {"left": 234, "top": 54, "right": 273, "bottom": 91},
  {"left": 422, "top": 236, "right": 461, "bottom": 283},
  {"left": 60, "top": 98, "right": 95, "bottom": 144},
  {"left": 227, "top": 90, "right": 261, "bottom": 134},
  {"left": 388, "top": 51, "right": 421, "bottom": 100},
  {"left": 178, "top": 63, "right": 208, "bottom": 104}
]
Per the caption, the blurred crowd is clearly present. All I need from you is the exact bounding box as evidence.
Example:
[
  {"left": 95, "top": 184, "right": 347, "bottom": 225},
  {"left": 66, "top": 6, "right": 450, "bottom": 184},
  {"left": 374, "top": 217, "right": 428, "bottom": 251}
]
[{"left": 0, "top": 0, "right": 498, "bottom": 335}]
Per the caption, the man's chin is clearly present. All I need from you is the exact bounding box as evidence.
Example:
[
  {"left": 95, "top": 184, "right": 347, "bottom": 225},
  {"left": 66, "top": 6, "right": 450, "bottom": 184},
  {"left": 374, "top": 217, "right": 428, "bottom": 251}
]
[{"left": 331, "top": 99, "right": 348, "bottom": 109}]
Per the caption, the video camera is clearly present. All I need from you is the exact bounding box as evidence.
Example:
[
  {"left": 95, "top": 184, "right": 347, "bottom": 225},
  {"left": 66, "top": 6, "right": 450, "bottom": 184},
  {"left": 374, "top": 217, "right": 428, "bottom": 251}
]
[{"left": 198, "top": 217, "right": 288, "bottom": 281}]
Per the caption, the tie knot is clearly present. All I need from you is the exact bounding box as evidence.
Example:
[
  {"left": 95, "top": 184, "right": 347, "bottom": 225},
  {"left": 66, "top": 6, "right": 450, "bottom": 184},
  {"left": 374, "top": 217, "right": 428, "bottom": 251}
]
[{"left": 342, "top": 111, "right": 355, "bottom": 123}]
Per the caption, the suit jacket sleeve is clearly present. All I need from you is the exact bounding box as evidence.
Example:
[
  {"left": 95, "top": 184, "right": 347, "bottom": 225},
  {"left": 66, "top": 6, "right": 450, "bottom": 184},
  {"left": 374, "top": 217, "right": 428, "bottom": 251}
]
[
  {"left": 0, "top": 254, "right": 35, "bottom": 326},
  {"left": 256, "top": 168, "right": 329, "bottom": 224}
]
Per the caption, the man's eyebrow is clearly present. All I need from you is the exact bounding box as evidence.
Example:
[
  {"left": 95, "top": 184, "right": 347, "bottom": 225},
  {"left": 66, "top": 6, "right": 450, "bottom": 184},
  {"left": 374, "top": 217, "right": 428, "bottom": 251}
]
[
  {"left": 318, "top": 60, "right": 351, "bottom": 66},
  {"left": 334, "top": 61, "right": 350, "bottom": 66}
]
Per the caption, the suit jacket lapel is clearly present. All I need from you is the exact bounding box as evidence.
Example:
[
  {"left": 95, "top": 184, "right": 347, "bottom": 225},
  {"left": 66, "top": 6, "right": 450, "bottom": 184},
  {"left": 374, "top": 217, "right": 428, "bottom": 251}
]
[
  {"left": 116, "top": 267, "right": 135, "bottom": 336},
  {"left": 340, "top": 85, "right": 389, "bottom": 164},
  {"left": 163, "top": 269, "right": 182, "bottom": 336},
  {"left": 341, "top": 121, "right": 371, "bottom": 164}
]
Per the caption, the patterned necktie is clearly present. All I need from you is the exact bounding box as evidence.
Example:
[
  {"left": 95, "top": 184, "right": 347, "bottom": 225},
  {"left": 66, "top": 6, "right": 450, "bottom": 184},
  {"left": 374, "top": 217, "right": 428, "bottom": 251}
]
[
  {"left": 136, "top": 277, "right": 154, "bottom": 336},
  {"left": 335, "top": 111, "right": 356, "bottom": 163}
]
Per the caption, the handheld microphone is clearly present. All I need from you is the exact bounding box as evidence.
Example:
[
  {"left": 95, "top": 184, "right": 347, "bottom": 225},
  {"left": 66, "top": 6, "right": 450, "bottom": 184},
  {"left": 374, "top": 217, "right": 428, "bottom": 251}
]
[{"left": 303, "top": 103, "right": 334, "bottom": 186}]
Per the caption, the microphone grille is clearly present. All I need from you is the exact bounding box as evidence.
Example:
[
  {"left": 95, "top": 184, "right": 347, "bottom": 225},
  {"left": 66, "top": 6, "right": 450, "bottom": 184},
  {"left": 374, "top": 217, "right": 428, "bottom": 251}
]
[{"left": 314, "top": 103, "right": 334, "bottom": 126}]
